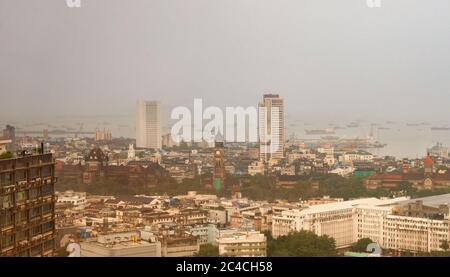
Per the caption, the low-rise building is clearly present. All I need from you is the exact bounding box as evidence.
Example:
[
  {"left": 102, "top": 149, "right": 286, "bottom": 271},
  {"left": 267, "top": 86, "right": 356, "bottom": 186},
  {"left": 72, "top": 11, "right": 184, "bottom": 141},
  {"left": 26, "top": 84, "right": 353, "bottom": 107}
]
[
  {"left": 56, "top": 190, "right": 87, "bottom": 210},
  {"left": 80, "top": 231, "right": 161, "bottom": 257},
  {"left": 248, "top": 161, "right": 264, "bottom": 176},
  {"left": 217, "top": 231, "right": 267, "bottom": 257}
]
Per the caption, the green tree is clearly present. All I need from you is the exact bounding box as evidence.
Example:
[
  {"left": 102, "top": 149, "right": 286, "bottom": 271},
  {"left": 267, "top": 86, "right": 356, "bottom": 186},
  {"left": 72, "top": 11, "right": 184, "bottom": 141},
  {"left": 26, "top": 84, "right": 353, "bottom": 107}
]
[
  {"left": 267, "top": 231, "right": 337, "bottom": 257},
  {"left": 352, "top": 238, "right": 374, "bottom": 252},
  {"left": 0, "top": 151, "right": 13, "bottom": 160},
  {"left": 440, "top": 240, "right": 450, "bottom": 251},
  {"left": 195, "top": 244, "right": 219, "bottom": 257}
]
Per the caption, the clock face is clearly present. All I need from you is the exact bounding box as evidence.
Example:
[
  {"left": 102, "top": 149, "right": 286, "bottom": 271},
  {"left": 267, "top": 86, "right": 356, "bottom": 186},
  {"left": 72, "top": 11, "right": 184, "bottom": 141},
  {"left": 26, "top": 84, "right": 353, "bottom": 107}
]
[
  {"left": 424, "top": 178, "right": 433, "bottom": 187},
  {"left": 215, "top": 150, "right": 221, "bottom": 155}
]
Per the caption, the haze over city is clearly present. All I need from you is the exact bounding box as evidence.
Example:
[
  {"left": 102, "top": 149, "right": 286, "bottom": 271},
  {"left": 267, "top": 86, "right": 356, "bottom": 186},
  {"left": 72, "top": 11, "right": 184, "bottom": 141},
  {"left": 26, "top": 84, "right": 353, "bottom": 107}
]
[{"left": 1, "top": 0, "right": 450, "bottom": 122}]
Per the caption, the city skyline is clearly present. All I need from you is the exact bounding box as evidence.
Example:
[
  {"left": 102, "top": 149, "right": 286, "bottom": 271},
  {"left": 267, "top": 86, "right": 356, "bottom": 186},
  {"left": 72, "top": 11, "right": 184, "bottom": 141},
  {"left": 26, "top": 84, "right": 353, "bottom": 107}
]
[{"left": 3, "top": 0, "right": 450, "bottom": 263}]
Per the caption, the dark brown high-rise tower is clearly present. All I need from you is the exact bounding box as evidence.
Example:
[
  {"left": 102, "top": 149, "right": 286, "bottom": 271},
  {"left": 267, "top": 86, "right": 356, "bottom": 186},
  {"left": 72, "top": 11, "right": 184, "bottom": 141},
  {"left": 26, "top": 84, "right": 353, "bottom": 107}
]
[{"left": 0, "top": 152, "right": 56, "bottom": 256}]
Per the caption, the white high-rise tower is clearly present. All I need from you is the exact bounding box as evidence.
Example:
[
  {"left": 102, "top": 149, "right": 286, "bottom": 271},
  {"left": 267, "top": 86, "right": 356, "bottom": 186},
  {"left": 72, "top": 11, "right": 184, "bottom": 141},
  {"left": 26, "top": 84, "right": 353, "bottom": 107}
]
[
  {"left": 258, "top": 94, "right": 285, "bottom": 162},
  {"left": 136, "top": 101, "right": 161, "bottom": 149}
]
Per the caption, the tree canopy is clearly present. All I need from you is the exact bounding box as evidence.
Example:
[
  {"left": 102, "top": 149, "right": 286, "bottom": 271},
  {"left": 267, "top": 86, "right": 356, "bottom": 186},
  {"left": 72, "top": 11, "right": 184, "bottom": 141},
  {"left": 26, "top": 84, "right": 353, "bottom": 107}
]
[
  {"left": 266, "top": 231, "right": 337, "bottom": 257},
  {"left": 352, "top": 238, "right": 374, "bottom": 253},
  {"left": 195, "top": 244, "right": 219, "bottom": 257}
]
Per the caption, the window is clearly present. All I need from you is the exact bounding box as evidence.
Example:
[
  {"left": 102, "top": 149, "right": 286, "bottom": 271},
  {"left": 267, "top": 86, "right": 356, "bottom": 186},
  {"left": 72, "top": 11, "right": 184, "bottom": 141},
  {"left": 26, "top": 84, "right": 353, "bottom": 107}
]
[
  {"left": 16, "top": 170, "right": 26, "bottom": 181},
  {"left": 16, "top": 191, "right": 26, "bottom": 203},
  {"left": 15, "top": 160, "right": 27, "bottom": 168},
  {"left": 41, "top": 166, "right": 51, "bottom": 177},
  {"left": 1, "top": 234, "right": 14, "bottom": 248},
  {"left": 29, "top": 207, "right": 41, "bottom": 219},
  {"left": 18, "top": 250, "right": 29, "bottom": 257},
  {"left": 42, "top": 184, "right": 53, "bottom": 196},
  {"left": 0, "top": 211, "right": 13, "bottom": 227},
  {"left": 29, "top": 188, "right": 41, "bottom": 199},
  {"left": 43, "top": 239, "right": 54, "bottom": 251},
  {"left": 42, "top": 221, "right": 54, "bottom": 233},
  {"left": 30, "top": 245, "right": 41, "bottom": 256},
  {"left": 0, "top": 173, "right": 12, "bottom": 187},
  {"left": 1, "top": 194, "right": 13, "bottom": 208},
  {"left": 16, "top": 230, "right": 28, "bottom": 242},
  {"left": 31, "top": 225, "right": 41, "bottom": 236},
  {"left": 29, "top": 168, "right": 38, "bottom": 179},
  {"left": 15, "top": 210, "right": 27, "bottom": 224},
  {"left": 42, "top": 203, "right": 53, "bottom": 215}
]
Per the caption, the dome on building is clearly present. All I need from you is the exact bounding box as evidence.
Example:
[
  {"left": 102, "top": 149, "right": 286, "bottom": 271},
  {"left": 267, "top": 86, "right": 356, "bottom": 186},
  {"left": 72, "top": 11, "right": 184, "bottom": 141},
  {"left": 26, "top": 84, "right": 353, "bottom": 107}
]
[{"left": 86, "top": 147, "right": 108, "bottom": 162}]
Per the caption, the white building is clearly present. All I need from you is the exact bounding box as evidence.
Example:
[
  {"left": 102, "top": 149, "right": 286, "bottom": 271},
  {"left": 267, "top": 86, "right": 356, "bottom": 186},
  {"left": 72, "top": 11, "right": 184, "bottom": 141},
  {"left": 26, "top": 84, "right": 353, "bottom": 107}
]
[
  {"left": 0, "top": 139, "right": 12, "bottom": 155},
  {"left": 382, "top": 215, "right": 449, "bottom": 253},
  {"left": 136, "top": 100, "right": 162, "bottom": 149},
  {"left": 81, "top": 231, "right": 161, "bottom": 257},
  {"left": 281, "top": 165, "right": 296, "bottom": 176},
  {"left": 217, "top": 230, "right": 267, "bottom": 257},
  {"left": 56, "top": 191, "right": 87, "bottom": 210},
  {"left": 205, "top": 207, "right": 228, "bottom": 225},
  {"left": 329, "top": 166, "right": 355, "bottom": 177},
  {"left": 248, "top": 161, "right": 265, "bottom": 176},
  {"left": 287, "top": 152, "right": 316, "bottom": 164},
  {"left": 272, "top": 198, "right": 407, "bottom": 248},
  {"left": 258, "top": 94, "right": 284, "bottom": 162},
  {"left": 187, "top": 224, "right": 218, "bottom": 245},
  {"left": 339, "top": 151, "right": 373, "bottom": 163},
  {"left": 127, "top": 144, "right": 136, "bottom": 159},
  {"left": 428, "top": 142, "right": 449, "bottom": 159},
  {"left": 273, "top": 196, "right": 450, "bottom": 253},
  {"left": 318, "top": 146, "right": 336, "bottom": 166}
]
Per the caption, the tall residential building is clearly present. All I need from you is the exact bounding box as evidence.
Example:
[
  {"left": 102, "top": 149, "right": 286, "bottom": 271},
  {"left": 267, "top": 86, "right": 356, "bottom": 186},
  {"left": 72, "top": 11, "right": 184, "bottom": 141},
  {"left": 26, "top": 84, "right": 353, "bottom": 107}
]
[
  {"left": 258, "top": 94, "right": 285, "bottom": 162},
  {"left": 95, "top": 129, "right": 112, "bottom": 141},
  {"left": 0, "top": 152, "right": 56, "bottom": 256},
  {"left": 2, "top": 125, "right": 16, "bottom": 152},
  {"left": 2, "top": 125, "right": 15, "bottom": 143},
  {"left": 136, "top": 101, "right": 161, "bottom": 149}
]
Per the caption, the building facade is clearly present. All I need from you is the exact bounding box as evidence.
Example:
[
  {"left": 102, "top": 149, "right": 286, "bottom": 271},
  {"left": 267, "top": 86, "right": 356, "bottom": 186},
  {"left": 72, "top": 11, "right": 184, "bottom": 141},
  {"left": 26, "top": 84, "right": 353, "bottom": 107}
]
[
  {"left": 217, "top": 231, "right": 267, "bottom": 257},
  {"left": 1, "top": 153, "right": 56, "bottom": 256},
  {"left": 258, "top": 94, "right": 284, "bottom": 162},
  {"left": 272, "top": 197, "right": 450, "bottom": 253},
  {"left": 136, "top": 101, "right": 162, "bottom": 149}
]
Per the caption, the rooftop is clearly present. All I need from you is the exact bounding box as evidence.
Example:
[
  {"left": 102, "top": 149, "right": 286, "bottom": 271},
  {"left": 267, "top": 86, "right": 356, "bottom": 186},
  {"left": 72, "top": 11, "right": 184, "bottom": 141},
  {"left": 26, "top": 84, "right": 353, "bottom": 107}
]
[{"left": 397, "top": 193, "right": 450, "bottom": 208}]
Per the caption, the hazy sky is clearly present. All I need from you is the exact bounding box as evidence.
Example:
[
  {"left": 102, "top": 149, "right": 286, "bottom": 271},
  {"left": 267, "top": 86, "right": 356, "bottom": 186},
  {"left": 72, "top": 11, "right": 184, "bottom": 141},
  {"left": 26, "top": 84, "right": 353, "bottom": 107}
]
[{"left": 1, "top": 0, "right": 450, "bottom": 122}]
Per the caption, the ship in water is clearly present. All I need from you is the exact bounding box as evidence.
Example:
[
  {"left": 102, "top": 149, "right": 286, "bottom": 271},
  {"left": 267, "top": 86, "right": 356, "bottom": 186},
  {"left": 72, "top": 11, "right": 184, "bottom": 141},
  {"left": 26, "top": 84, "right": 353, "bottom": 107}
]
[
  {"left": 431, "top": 126, "right": 450, "bottom": 131},
  {"left": 339, "top": 138, "right": 387, "bottom": 150},
  {"left": 321, "top": 136, "right": 340, "bottom": 141},
  {"left": 347, "top": 122, "right": 359, "bottom": 128},
  {"left": 305, "top": 129, "right": 335, "bottom": 135}
]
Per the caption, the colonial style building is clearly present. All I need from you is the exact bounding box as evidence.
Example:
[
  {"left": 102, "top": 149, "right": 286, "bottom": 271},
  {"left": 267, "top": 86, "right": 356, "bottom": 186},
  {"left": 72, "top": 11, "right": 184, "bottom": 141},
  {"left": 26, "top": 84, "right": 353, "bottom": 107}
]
[
  {"left": 365, "top": 154, "right": 450, "bottom": 190},
  {"left": 55, "top": 147, "right": 169, "bottom": 186}
]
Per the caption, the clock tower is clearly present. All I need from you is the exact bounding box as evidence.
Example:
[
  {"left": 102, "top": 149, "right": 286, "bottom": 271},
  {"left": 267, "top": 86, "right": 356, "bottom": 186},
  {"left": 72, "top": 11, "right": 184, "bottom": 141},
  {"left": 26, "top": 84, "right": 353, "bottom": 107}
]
[{"left": 213, "top": 141, "right": 225, "bottom": 191}]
